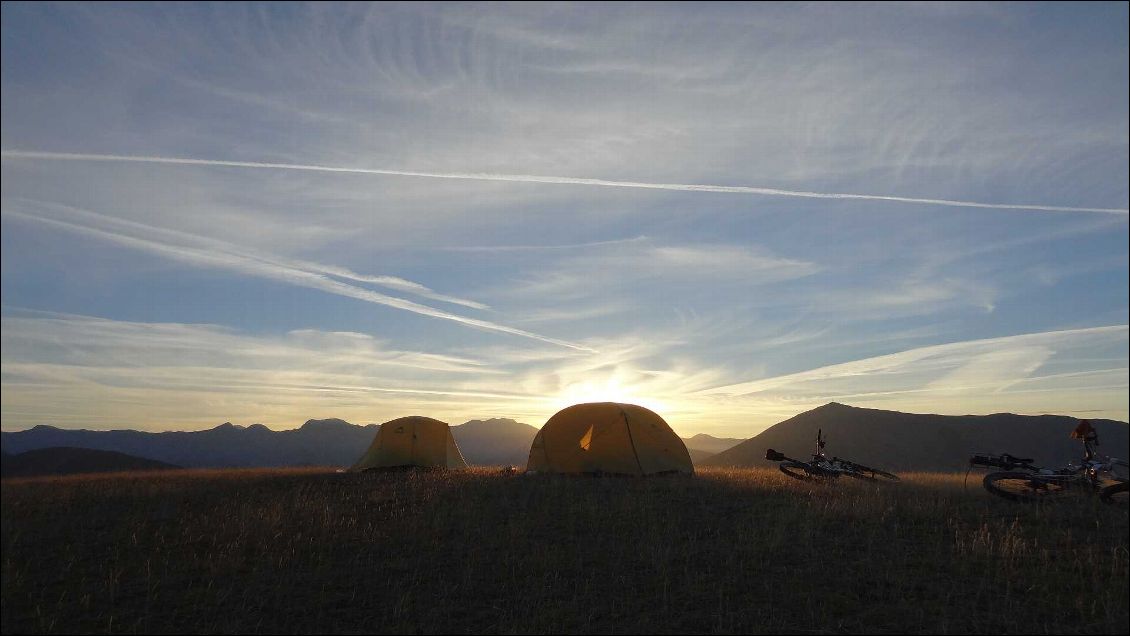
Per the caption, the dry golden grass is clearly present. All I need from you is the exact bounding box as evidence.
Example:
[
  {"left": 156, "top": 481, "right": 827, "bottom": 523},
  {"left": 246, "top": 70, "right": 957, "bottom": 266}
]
[{"left": 2, "top": 467, "right": 1127, "bottom": 634}]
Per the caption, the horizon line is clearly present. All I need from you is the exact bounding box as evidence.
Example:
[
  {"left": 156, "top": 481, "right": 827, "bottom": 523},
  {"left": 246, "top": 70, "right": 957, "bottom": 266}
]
[{"left": 4, "top": 401, "right": 1127, "bottom": 435}]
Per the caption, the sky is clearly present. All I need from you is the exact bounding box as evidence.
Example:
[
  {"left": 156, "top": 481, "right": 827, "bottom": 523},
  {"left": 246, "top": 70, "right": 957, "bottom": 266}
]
[{"left": 1, "top": 2, "right": 1127, "bottom": 437}]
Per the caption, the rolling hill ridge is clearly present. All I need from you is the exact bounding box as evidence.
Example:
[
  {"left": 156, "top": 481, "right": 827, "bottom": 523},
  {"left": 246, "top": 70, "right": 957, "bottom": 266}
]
[
  {"left": 1, "top": 447, "right": 181, "bottom": 478},
  {"left": 704, "top": 402, "right": 1129, "bottom": 472}
]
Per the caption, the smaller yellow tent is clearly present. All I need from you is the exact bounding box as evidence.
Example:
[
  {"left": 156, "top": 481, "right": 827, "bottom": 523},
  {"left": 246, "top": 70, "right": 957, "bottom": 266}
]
[
  {"left": 351, "top": 416, "right": 468, "bottom": 471},
  {"left": 526, "top": 402, "right": 693, "bottom": 475}
]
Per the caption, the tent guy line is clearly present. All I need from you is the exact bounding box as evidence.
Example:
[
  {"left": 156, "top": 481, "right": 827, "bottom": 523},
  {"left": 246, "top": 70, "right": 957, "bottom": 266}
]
[{"left": 4, "top": 150, "right": 1126, "bottom": 216}]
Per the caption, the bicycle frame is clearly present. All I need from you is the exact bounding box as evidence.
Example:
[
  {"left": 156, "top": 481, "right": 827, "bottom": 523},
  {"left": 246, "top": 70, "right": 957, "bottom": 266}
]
[
  {"left": 767, "top": 429, "right": 899, "bottom": 482},
  {"left": 970, "top": 431, "right": 1129, "bottom": 499}
]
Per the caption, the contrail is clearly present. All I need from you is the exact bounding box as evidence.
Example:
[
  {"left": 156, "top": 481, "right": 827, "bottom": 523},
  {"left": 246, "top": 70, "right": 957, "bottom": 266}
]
[
  {"left": 1, "top": 208, "right": 596, "bottom": 352},
  {"left": 15, "top": 198, "right": 489, "bottom": 310},
  {"left": 4, "top": 150, "right": 1126, "bottom": 215}
]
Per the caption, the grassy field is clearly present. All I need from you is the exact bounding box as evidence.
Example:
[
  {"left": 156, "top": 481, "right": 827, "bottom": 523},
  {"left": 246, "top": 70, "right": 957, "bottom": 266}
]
[{"left": 2, "top": 467, "right": 1127, "bottom": 634}]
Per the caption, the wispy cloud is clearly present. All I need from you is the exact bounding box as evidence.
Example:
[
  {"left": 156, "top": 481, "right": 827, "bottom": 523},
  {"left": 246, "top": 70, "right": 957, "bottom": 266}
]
[
  {"left": 1, "top": 310, "right": 494, "bottom": 374},
  {"left": 3, "top": 310, "right": 1126, "bottom": 435},
  {"left": 12, "top": 199, "right": 489, "bottom": 310},
  {"left": 438, "top": 236, "right": 649, "bottom": 252},
  {"left": 1, "top": 204, "right": 594, "bottom": 351},
  {"left": 0, "top": 311, "right": 545, "bottom": 430},
  {"left": 5, "top": 151, "right": 1125, "bottom": 215},
  {"left": 497, "top": 241, "right": 819, "bottom": 302},
  {"left": 699, "top": 325, "right": 1128, "bottom": 398}
]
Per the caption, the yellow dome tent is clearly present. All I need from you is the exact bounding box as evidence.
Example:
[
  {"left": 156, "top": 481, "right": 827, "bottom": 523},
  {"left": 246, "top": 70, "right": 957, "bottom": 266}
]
[
  {"left": 526, "top": 402, "right": 693, "bottom": 475},
  {"left": 351, "top": 416, "right": 468, "bottom": 471}
]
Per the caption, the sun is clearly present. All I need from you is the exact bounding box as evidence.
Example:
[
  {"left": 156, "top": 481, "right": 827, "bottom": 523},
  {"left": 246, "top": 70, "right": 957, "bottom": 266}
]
[{"left": 550, "top": 378, "right": 670, "bottom": 415}]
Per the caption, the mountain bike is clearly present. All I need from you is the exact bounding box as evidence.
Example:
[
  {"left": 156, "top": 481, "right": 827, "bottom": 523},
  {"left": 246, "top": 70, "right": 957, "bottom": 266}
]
[
  {"left": 969, "top": 424, "right": 1129, "bottom": 505},
  {"left": 765, "top": 429, "right": 900, "bottom": 483}
]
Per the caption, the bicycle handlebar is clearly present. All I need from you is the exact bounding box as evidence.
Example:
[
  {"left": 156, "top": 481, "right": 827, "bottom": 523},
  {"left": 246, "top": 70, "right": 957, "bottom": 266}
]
[{"left": 970, "top": 453, "right": 1035, "bottom": 471}]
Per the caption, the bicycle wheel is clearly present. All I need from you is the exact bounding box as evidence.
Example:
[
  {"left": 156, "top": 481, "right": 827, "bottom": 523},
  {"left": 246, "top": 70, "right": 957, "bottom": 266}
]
[
  {"left": 982, "top": 471, "right": 1076, "bottom": 502},
  {"left": 1100, "top": 480, "right": 1129, "bottom": 507},
  {"left": 842, "top": 466, "right": 901, "bottom": 483},
  {"left": 1109, "top": 459, "right": 1130, "bottom": 482},
  {"left": 779, "top": 461, "right": 829, "bottom": 482}
]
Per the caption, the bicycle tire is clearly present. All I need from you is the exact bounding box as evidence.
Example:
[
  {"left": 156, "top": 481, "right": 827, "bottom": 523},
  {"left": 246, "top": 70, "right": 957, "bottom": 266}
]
[
  {"left": 982, "top": 471, "right": 1076, "bottom": 502},
  {"left": 1100, "top": 480, "right": 1129, "bottom": 507},
  {"left": 1109, "top": 459, "right": 1130, "bottom": 481},
  {"left": 842, "top": 466, "right": 901, "bottom": 483},
  {"left": 779, "top": 461, "right": 829, "bottom": 482}
]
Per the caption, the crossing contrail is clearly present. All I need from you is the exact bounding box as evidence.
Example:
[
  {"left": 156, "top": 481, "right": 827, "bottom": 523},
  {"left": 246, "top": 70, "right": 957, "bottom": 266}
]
[
  {"left": 3, "top": 150, "right": 1126, "bottom": 215},
  {"left": 1, "top": 207, "right": 596, "bottom": 353},
  {"left": 14, "top": 198, "right": 489, "bottom": 310}
]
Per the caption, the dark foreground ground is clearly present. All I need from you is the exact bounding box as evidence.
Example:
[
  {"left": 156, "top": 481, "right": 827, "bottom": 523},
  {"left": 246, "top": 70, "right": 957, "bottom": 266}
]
[{"left": 2, "top": 467, "right": 1127, "bottom": 634}]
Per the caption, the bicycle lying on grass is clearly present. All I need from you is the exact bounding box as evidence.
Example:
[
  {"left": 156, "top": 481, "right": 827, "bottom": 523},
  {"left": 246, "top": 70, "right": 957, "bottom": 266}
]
[
  {"left": 969, "top": 421, "right": 1129, "bottom": 505},
  {"left": 765, "top": 429, "right": 900, "bottom": 483}
]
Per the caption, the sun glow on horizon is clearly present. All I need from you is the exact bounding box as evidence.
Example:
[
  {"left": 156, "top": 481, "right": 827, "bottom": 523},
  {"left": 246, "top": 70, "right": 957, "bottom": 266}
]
[{"left": 549, "top": 378, "right": 672, "bottom": 417}]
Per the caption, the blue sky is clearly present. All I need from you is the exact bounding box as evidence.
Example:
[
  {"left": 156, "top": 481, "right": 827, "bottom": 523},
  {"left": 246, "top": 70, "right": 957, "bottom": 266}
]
[{"left": 2, "top": 2, "right": 1127, "bottom": 435}]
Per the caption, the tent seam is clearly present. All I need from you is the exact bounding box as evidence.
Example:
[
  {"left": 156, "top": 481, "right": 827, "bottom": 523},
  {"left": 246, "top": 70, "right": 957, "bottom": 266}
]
[{"left": 620, "top": 405, "right": 645, "bottom": 475}]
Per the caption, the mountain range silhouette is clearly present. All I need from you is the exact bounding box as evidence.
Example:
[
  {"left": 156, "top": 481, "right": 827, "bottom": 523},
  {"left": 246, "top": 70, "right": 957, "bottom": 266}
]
[{"left": 3, "top": 404, "right": 1125, "bottom": 474}]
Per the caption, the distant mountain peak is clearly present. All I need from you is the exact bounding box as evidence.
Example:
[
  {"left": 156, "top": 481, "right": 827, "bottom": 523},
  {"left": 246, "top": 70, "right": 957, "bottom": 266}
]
[
  {"left": 458, "top": 418, "right": 531, "bottom": 431},
  {"left": 247, "top": 423, "right": 270, "bottom": 432},
  {"left": 795, "top": 402, "right": 860, "bottom": 418},
  {"left": 299, "top": 418, "right": 352, "bottom": 431},
  {"left": 450, "top": 417, "right": 538, "bottom": 466}
]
